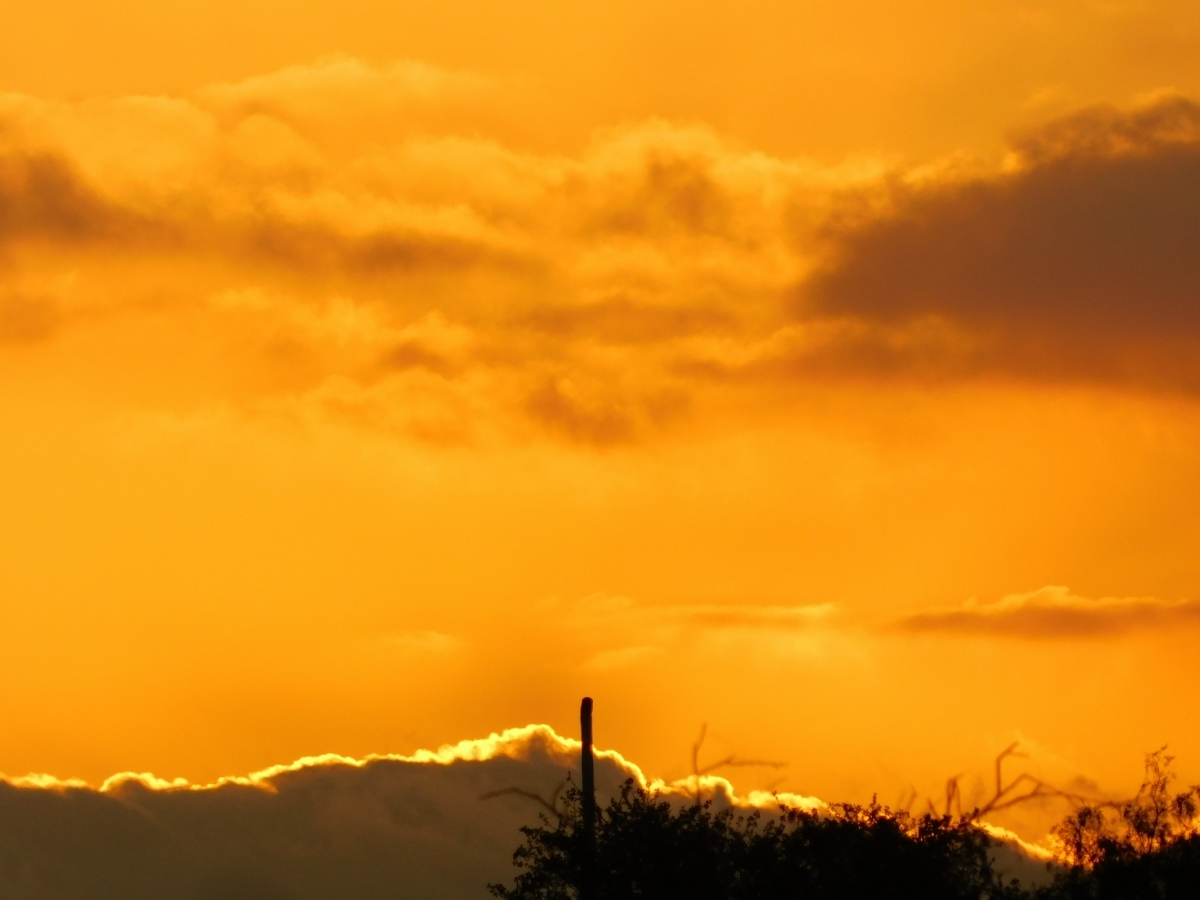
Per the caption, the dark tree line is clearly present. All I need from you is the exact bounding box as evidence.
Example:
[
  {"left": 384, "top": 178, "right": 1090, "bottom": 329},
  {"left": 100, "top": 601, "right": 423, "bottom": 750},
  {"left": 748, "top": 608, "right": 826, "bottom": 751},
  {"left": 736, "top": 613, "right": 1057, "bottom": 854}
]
[
  {"left": 489, "top": 780, "right": 1025, "bottom": 900},
  {"left": 489, "top": 750, "right": 1200, "bottom": 900}
]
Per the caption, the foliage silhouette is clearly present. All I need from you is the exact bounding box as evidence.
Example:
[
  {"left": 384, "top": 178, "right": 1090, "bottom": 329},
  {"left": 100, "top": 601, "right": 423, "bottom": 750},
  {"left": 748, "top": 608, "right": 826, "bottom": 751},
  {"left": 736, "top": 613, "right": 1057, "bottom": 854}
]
[
  {"left": 488, "top": 778, "right": 1027, "bottom": 900},
  {"left": 1039, "top": 749, "right": 1200, "bottom": 900},
  {"left": 489, "top": 749, "right": 1200, "bottom": 900}
]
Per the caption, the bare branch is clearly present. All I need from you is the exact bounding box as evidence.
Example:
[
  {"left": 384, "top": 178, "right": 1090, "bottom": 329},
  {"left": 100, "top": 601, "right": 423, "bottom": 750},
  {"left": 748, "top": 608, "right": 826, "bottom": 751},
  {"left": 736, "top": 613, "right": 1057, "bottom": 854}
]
[
  {"left": 697, "top": 756, "right": 787, "bottom": 775},
  {"left": 691, "top": 723, "right": 787, "bottom": 805},
  {"left": 994, "top": 742, "right": 1022, "bottom": 800},
  {"left": 481, "top": 781, "right": 568, "bottom": 819}
]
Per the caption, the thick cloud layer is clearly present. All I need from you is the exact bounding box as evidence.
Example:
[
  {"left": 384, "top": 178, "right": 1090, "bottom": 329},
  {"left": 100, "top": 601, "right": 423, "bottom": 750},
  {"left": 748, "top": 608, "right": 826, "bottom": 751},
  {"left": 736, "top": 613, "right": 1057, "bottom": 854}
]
[
  {"left": 4, "top": 69, "right": 1200, "bottom": 446},
  {"left": 0, "top": 725, "right": 1052, "bottom": 900},
  {"left": 802, "top": 97, "right": 1200, "bottom": 389},
  {"left": 0, "top": 726, "right": 825, "bottom": 900},
  {"left": 0, "top": 727, "right": 638, "bottom": 899}
]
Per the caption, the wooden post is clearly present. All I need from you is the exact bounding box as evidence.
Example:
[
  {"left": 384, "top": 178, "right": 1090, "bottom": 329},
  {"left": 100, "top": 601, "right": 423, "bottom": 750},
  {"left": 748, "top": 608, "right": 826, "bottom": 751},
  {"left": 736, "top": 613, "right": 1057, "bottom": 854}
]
[
  {"left": 580, "top": 696, "right": 596, "bottom": 898},
  {"left": 581, "top": 697, "right": 596, "bottom": 836}
]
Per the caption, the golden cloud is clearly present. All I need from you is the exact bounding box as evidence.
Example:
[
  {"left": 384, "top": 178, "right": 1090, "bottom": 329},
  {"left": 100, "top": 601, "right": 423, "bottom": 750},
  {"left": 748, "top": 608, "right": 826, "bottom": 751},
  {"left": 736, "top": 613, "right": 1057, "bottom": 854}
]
[
  {"left": 3, "top": 63, "right": 1200, "bottom": 448},
  {"left": 552, "top": 595, "right": 839, "bottom": 670},
  {"left": 0, "top": 291, "right": 60, "bottom": 343}
]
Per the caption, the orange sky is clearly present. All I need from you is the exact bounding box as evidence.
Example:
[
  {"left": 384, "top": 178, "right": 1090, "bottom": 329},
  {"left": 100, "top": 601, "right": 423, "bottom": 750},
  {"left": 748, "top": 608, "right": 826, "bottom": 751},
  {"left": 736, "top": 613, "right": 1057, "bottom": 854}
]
[{"left": 3, "top": 0, "right": 1200, "bottom": 842}]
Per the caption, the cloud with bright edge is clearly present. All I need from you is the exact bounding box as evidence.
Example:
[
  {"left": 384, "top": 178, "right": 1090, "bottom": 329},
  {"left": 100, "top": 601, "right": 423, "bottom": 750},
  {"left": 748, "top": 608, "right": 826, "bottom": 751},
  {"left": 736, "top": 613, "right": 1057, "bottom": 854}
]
[{"left": 0, "top": 725, "right": 1053, "bottom": 899}]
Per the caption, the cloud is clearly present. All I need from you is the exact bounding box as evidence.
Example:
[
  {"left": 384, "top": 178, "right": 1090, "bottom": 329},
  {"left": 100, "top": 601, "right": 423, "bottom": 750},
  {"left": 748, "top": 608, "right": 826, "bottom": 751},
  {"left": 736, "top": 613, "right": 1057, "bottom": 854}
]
[
  {"left": 234, "top": 216, "right": 518, "bottom": 277},
  {"left": 798, "top": 96, "right": 1200, "bottom": 391},
  {"left": 674, "top": 603, "right": 835, "bottom": 629},
  {"left": 584, "top": 645, "right": 663, "bottom": 671},
  {"left": 196, "top": 56, "right": 495, "bottom": 153},
  {"left": 519, "top": 297, "right": 738, "bottom": 345},
  {"left": 0, "top": 70, "right": 823, "bottom": 444},
  {"left": 894, "top": 585, "right": 1200, "bottom": 638},
  {"left": 0, "top": 292, "right": 61, "bottom": 343},
  {"left": 567, "top": 594, "right": 835, "bottom": 633},
  {"left": 0, "top": 726, "right": 826, "bottom": 900},
  {"left": 554, "top": 595, "right": 838, "bottom": 669},
  {"left": 521, "top": 375, "right": 683, "bottom": 446},
  {"left": 0, "top": 151, "right": 133, "bottom": 242},
  {"left": 379, "top": 630, "right": 463, "bottom": 654},
  {"left": 7, "top": 63, "right": 1200, "bottom": 448}
]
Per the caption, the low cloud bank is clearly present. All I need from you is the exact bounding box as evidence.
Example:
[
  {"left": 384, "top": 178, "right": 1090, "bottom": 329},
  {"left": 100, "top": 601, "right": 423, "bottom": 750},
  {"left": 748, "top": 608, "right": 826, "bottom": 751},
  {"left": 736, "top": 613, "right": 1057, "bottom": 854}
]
[
  {"left": 0, "top": 724, "right": 1049, "bottom": 899},
  {"left": 0, "top": 726, "right": 813, "bottom": 900}
]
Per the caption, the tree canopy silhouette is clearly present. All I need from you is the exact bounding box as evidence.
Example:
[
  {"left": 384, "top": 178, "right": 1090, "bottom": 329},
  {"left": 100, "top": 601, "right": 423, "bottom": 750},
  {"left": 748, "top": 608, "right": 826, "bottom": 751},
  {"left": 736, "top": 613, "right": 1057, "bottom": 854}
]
[
  {"left": 488, "top": 701, "right": 1199, "bottom": 900},
  {"left": 489, "top": 751, "right": 1200, "bottom": 900},
  {"left": 488, "top": 779, "right": 1027, "bottom": 900}
]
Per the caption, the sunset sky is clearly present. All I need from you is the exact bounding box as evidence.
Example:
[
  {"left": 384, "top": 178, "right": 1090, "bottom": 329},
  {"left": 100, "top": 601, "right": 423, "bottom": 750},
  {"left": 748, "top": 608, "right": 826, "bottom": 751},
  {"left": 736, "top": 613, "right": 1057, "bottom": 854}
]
[{"left": 4, "top": 0, "right": 1200, "bottom": 846}]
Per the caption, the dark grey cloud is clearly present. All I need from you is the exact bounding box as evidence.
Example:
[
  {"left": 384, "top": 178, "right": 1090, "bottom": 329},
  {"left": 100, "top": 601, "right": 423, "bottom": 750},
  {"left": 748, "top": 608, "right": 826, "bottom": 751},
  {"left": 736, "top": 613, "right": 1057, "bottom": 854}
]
[
  {"left": 524, "top": 377, "right": 641, "bottom": 445},
  {"left": 0, "top": 728, "right": 646, "bottom": 900},
  {"left": 238, "top": 219, "right": 518, "bottom": 277},
  {"left": 799, "top": 97, "right": 1200, "bottom": 390},
  {"left": 894, "top": 587, "right": 1200, "bottom": 639},
  {"left": 0, "top": 725, "right": 1048, "bottom": 899},
  {"left": 0, "top": 153, "right": 129, "bottom": 242},
  {"left": 0, "top": 151, "right": 517, "bottom": 280},
  {"left": 586, "top": 156, "right": 736, "bottom": 238}
]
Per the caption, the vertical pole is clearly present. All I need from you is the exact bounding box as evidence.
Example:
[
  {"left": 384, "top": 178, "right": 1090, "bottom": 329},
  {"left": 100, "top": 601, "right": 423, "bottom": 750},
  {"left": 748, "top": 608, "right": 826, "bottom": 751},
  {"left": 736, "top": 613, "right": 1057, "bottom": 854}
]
[
  {"left": 581, "top": 697, "right": 596, "bottom": 836},
  {"left": 580, "top": 697, "right": 596, "bottom": 899}
]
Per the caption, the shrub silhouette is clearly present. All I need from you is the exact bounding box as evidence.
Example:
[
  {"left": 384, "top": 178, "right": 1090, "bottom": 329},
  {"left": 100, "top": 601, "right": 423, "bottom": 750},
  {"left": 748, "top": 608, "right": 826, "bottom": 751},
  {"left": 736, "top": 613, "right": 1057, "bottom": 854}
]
[
  {"left": 488, "top": 779, "right": 1026, "bottom": 900},
  {"left": 1040, "top": 749, "right": 1200, "bottom": 900},
  {"left": 488, "top": 739, "right": 1200, "bottom": 900}
]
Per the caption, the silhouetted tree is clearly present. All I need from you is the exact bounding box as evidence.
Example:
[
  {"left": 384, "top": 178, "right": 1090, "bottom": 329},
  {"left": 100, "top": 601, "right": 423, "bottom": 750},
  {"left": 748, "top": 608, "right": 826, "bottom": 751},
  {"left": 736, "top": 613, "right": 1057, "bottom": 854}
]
[
  {"left": 486, "top": 710, "right": 1200, "bottom": 900},
  {"left": 1038, "top": 749, "right": 1200, "bottom": 900},
  {"left": 489, "top": 778, "right": 1027, "bottom": 900}
]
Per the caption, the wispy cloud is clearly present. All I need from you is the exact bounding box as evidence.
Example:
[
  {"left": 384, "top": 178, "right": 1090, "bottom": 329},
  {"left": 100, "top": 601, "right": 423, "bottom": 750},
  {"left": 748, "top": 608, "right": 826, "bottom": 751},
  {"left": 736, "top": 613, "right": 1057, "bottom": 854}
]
[
  {"left": 380, "top": 630, "right": 463, "bottom": 654},
  {"left": 556, "top": 594, "right": 837, "bottom": 669},
  {"left": 567, "top": 593, "right": 834, "bottom": 632},
  {"left": 0, "top": 291, "right": 61, "bottom": 343},
  {"left": 893, "top": 585, "right": 1200, "bottom": 638}
]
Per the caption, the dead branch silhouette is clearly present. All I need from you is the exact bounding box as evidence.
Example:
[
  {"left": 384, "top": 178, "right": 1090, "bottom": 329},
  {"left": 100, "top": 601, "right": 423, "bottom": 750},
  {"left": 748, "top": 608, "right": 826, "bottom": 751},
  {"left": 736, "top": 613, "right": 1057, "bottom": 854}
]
[
  {"left": 691, "top": 723, "right": 786, "bottom": 804},
  {"left": 934, "top": 741, "right": 1114, "bottom": 824},
  {"left": 480, "top": 781, "right": 569, "bottom": 820},
  {"left": 897, "top": 785, "right": 919, "bottom": 814}
]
